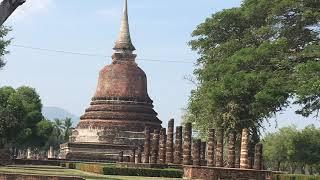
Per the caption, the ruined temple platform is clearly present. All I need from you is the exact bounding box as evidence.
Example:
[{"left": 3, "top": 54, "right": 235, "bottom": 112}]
[
  {"left": 183, "top": 166, "right": 278, "bottom": 180},
  {"left": 59, "top": 142, "right": 136, "bottom": 162}
]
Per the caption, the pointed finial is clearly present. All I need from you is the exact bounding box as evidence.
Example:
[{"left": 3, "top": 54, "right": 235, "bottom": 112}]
[{"left": 113, "top": 0, "right": 136, "bottom": 53}]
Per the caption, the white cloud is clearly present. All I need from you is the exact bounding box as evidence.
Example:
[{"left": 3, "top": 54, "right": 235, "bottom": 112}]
[{"left": 11, "top": 0, "right": 53, "bottom": 21}]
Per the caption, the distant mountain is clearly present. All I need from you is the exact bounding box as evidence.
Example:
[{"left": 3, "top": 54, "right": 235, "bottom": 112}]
[{"left": 42, "top": 106, "right": 79, "bottom": 125}]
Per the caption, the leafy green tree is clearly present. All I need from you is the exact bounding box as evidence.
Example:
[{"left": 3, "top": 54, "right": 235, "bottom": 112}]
[
  {"left": 263, "top": 126, "right": 298, "bottom": 172},
  {"left": 0, "top": 26, "right": 11, "bottom": 69},
  {"left": 63, "top": 118, "right": 72, "bottom": 142},
  {"left": 0, "top": 86, "right": 53, "bottom": 150},
  {"left": 263, "top": 125, "right": 320, "bottom": 174},
  {"left": 187, "top": 0, "right": 320, "bottom": 138},
  {"left": 291, "top": 125, "right": 320, "bottom": 174}
]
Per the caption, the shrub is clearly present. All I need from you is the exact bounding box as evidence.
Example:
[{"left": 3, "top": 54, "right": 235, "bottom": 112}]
[
  {"left": 275, "top": 174, "right": 320, "bottom": 180},
  {"left": 102, "top": 167, "right": 183, "bottom": 178},
  {"left": 63, "top": 162, "right": 183, "bottom": 178}
]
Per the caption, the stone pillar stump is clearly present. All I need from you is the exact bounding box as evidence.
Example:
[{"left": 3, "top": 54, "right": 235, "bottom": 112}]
[
  {"left": 159, "top": 128, "right": 167, "bottom": 164},
  {"left": 216, "top": 128, "right": 224, "bottom": 167},
  {"left": 143, "top": 127, "right": 151, "bottom": 163},
  {"left": 240, "top": 128, "right": 250, "bottom": 169},
  {"left": 118, "top": 151, "right": 124, "bottom": 162},
  {"left": 192, "top": 139, "right": 201, "bottom": 166},
  {"left": 183, "top": 123, "right": 192, "bottom": 165},
  {"left": 151, "top": 129, "right": 160, "bottom": 164},
  {"left": 166, "top": 119, "right": 174, "bottom": 164},
  {"left": 254, "top": 143, "right": 263, "bottom": 170},
  {"left": 207, "top": 129, "right": 215, "bottom": 167},
  {"left": 200, "top": 141, "right": 206, "bottom": 166},
  {"left": 174, "top": 126, "right": 183, "bottom": 164},
  {"left": 227, "top": 131, "right": 236, "bottom": 168}
]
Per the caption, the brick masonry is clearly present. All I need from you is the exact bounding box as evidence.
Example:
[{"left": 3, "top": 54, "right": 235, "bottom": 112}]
[{"left": 184, "top": 166, "right": 276, "bottom": 180}]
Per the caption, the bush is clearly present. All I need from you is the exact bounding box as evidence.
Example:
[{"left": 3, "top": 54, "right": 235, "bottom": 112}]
[
  {"left": 63, "top": 162, "right": 183, "bottom": 178},
  {"left": 102, "top": 167, "right": 183, "bottom": 178},
  {"left": 275, "top": 174, "right": 320, "bottom": 180}
]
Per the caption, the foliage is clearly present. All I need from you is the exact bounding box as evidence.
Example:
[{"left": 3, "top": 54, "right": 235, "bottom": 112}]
[
  {"left": 187, "top": 0, "right": 320, "bottom": 138},
  {"left": 46, "top": 118, "right": 73, "bottom": 150},
  {"left": 0, "top": 26, "right": 11, "bottom": 70},
  {"left": 0, "top": 86, "right": 53, "bottom": 149},
  {"left": 263, "top": 126, "right": 298, "bottom": 172},
  {"left": 263, "top": 125, "right": 320, "bottom": 174},
  {"left": 274, "top": 174, "right": 320, "bottom": 180},
  {"left": 63, "top": 162, "right": 183, "bottom": 178}
]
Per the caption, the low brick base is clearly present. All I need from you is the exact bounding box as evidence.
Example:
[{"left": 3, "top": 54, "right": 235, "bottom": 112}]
[{"left": 184, "top": 166, "right": 276, "bottom": 180}]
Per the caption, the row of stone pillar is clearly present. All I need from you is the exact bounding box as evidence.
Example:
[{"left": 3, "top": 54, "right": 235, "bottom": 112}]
[{"left": 127, "top": 120, "right": 263, "bottom": 170}]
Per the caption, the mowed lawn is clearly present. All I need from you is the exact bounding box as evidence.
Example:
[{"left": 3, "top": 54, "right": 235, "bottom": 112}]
[{"left": 0, "top": 165, "right": 182, "bottom": 180}]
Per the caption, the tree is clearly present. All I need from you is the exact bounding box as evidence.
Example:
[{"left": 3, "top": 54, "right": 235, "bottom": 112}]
[
  {"left": 0, "top": 86, "right": 53, "bottom": 150},
  {"left": 263, "top": 125, "right": 320, "bottom": 174},
  {"left": 0, "top": 26, "right": 10, "bottom": 70},
  {"left": 187, "top": 0, "right": 320, "bottom": 139},
  {"left": 263, "top": 126, "right": 298, "bottom": 172},
  {"left": 63, "top": 118, "right": 72, "bottom": 142}
]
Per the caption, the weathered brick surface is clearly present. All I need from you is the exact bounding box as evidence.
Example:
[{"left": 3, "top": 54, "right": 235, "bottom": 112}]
[
  {"left": 143, "top": 127, "right": 151, "bottom": 163},
  {"left": 240, "top": 128, "right": 250, "bottom": 169},
  {"left": 76, "top": 53, "right": 162, "bottom": 139},
  {"left": 166, "top": 119, "right": 174, "bottom": 164},
  {"left": 150, "top": 129, "right": 160, "bottom": 164},
  {"left": 183, "top": 123, "right": 192, "bottom": 165},
  {"left": 159, "top": 128, "right": 167, "bottom": 164},
  {"left": 227, "top": 131, "right": 236, "bottom": 168},
  {"left": 215, "top": 129, "right": 224, "bottom": 167},
  {"left": 192, "top": 139, "right": 201, "bottom": 166},
  {"left": 254, "top": 143, "right": 263, "bottom": 170},
  {"left": 200, "top": 141, "right": 206, "bottom": 166},
  {"left": 118, "top": 151, "right": 124, "bottom": 162},
  {"left": 184, "top": 166, "right": 276, "bottom": 180},
  {"left": 174, "top": 126, "right": 183, "bottom": 164},
  {"left": 207, "top": 129, "right": 215, "bottom": 167}
]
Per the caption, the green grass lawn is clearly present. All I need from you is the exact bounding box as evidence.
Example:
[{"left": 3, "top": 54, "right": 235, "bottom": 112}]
[{"left": 0, "top": 165, "right": 182, "bottom": 180}]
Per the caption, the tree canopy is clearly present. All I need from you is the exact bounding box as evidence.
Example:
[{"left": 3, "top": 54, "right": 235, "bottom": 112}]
[
  {"left": 187, "top": 0, "right": 320, "bottom": 138},
  {"left": 0, "top": 26, "right": 10, "bottom": 69},
  {"left": 263, "top": 125, "right": 320, "bottom": 174},
  {"left": 0, "top": 86, "right": 53, "bottom": 149}
]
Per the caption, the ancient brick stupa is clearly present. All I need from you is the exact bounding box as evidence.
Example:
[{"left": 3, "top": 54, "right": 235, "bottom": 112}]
[{"left": 60, "top": 0, "right": 162, "bottom": 161}]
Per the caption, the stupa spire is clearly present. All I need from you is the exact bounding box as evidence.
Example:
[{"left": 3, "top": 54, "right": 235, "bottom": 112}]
[{"left": 114, "top": 0, "right": 136, "bottom": 53}]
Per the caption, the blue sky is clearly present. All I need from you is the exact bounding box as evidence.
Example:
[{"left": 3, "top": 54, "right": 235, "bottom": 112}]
[{"left": 1, "top": 0, "right": 318, "bottom": 131}]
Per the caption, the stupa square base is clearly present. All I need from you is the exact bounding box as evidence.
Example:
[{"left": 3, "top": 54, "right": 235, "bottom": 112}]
[{"left": 59, "top": 143, "right": 135, "bottom": 162}]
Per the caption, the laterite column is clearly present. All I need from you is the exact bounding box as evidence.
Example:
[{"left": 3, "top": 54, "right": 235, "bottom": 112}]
[
  {"left": 159, "top": 128, "right": 167, "bottom": 164},
  {"left": 183, "top": 123, "right": 192, "bottom": 165},
  {"left": 118, "top": 151, "right": 124, "bottom": 162},
  {"left": 200, "top": 141, "right": 206, "bottom": 166},
  {"left": 143, "top": 127, "right": 151, "bottom": 163},
  {"left": 240, "top": 128, "right": 250, "bottom": 169},
  {"left": 227, "top": 130, "right": 236, "bottom": 168},
  {"left": 166, "top": 119, "right": 174, "bottom": 164},
  {"left": 174, "top": 126, "right": 183, "bottom": 164},
  {"left": 216, "top": 128, "right": 224, "bottom": 167},
  {"left": 207, "top": 129, "right": 215, "bottom": 167},
  {"left": 254, "top": 143, "right": 263, "bottom": 170},
  {"left": 192, "top": 139, "right": 201, "bottom": 166},
  {"left": 136, "top": 146, "right": 142, "bottom": 164},
  {"left": 151, "top": 129, "right": 160, "bottom": 164},
  {"left": 130, "top": 149, "right": 136, "bottom": 163}
]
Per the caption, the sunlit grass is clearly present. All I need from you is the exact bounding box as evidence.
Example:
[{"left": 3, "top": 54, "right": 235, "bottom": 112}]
[{"left": 0, "top": 165, "right": 182, "bottom": 180}]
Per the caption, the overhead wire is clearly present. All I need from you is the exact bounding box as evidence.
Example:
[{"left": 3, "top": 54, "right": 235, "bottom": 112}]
[{"left": 11, "top": 44, "right": 196, "bottom": 64}]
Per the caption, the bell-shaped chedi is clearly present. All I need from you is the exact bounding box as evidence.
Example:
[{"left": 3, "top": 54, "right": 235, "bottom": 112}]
[
  {"left": 60, "top": 0, "right": 162, "bottom": 161},
  {"left": 74, "top": 0, "right": 161, "bottom": 144}
]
